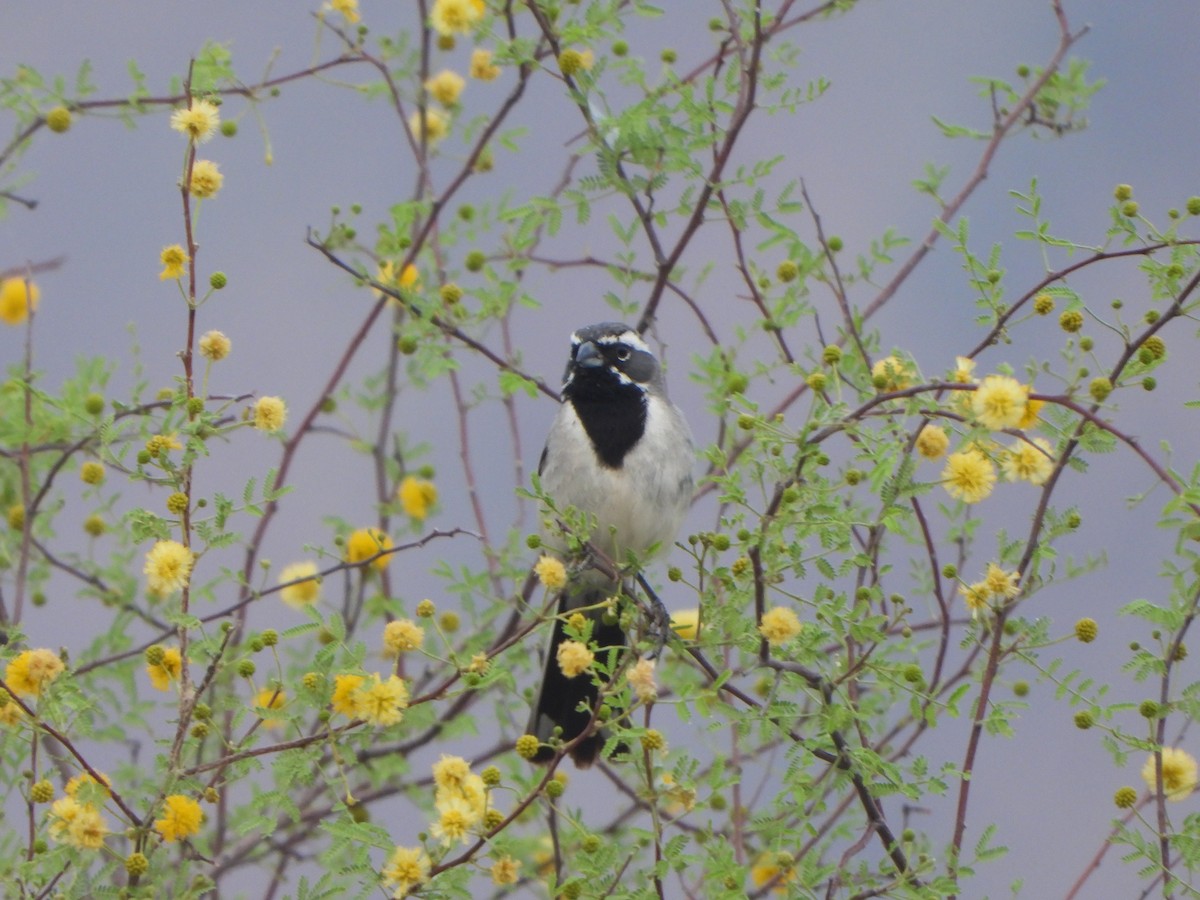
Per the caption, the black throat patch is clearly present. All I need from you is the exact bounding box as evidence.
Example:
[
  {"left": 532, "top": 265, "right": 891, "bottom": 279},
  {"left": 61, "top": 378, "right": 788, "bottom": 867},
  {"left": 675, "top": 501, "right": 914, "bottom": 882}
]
[{"left": 566, "top": 379, "right": 647, "bottom": 469}]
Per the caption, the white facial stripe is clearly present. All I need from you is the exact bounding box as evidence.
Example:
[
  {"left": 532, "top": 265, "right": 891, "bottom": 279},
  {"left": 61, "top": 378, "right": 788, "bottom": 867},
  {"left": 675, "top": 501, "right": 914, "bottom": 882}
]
[{"left": 594, "top": 331, "right": 648, "bottom": 353}]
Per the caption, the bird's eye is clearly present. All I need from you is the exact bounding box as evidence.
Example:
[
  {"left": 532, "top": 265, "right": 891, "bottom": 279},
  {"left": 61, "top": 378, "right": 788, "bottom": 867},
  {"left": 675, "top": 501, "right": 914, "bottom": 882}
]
[{"left": 615, "top": 347, "right": 631, "bottom": 362}]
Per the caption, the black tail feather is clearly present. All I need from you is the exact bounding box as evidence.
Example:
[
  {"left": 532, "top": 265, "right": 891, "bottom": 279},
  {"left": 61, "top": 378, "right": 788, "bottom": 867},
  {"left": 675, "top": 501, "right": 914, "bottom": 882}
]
[{"left": 527, "top": 590, "right": 626, "bottom": 767}]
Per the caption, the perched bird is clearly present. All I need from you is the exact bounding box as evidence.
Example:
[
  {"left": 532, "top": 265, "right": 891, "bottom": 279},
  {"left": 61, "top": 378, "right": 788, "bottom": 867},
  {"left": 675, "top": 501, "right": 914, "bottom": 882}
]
[{"left": 528, "top": 322, "right": 694, "bottom": 766}]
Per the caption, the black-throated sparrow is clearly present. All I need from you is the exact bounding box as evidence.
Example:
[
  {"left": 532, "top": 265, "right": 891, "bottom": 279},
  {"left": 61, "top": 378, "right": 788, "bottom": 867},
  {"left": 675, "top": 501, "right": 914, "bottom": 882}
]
[{"left": 528, "top": 322, "right": 694, "bottom": 766}]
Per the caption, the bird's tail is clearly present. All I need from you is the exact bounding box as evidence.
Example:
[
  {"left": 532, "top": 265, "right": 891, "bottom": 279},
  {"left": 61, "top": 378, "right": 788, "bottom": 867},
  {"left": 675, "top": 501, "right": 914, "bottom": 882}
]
[{"left": 527, "top": 587, "right": 626, "bottom": 767}]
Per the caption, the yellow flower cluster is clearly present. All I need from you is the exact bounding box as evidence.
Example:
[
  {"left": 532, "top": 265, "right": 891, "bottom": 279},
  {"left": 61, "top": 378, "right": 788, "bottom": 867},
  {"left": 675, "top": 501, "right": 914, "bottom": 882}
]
[
  {"left": 1143, "top": 747, "right": 1198, "bottom": 802},
  {"left": 872, "top": 355, "right": 912, "bottom": 391},
  {"left": 556, "top": 639, "right": 594, "bottom": 678},
  {"left": 941, "top": 448, "right": 996, "bottom": 504},
  {"left": 958, "top": 563, "right": 1020, "bottom": 615},
  {"left": 278, "top": 561, "right": 321, "bottom": 608},
  {"left": 382, "top": 845, "right": 431, "bottom": 896},
  {"left": 188, "top": 159, "right": 223, "bottom": 199},
  {"left": 671, "top": 608, "right": 700, "bottom": 640},
  {"left": 429, "top": 0, "right": 485, "bottom": 36},
  {"left": 534, "top": 555, "right": 567, "bottom": 590},
  {"left": 1000, "top": 437, "right": 1055, "bottom": 485},
  {"left": 409, "top": 108, "right": 451, "bottom": 147},
  {"left": 154, "top": 794, "right": 204, "bottom": 842},
  {"left": 0, "top": 278, "right": 39, "bottom": 326},
  {"left": 253, "top": 395, "right": 287, "bottom": 432},
  {"left": 971, "top": 375, "right": 1028, "bottom": 431},
  {"left": 627, "top": 657, "right": 657, "bottom": 701},
  {"left": 398, "top": 475, "right": 438, "bottom": 520},
  {"left": 425, "top": 69, "right": 465, "bottom": 105},
  {"left": 170, "top": 100, "right": 220, "bottom": 143},
  {"left": 759, "top": 606, "right": 803, "bottom": 646},
  {"left": 159, "top": 244, "right": 189, "bottom": 281},
  {"left": 383, "top": 619, "right": 425, "bottom": 655},
  {"left": 330, "top": 673, "right": 410, "bottom": 727},
  {"left": 345, "top": 527, "right": 393, "bottom": 571},
  {"left": 915, "top": 425, "right": 949, "bottom": 460},
  {"left": 431, "top": 754, "right": 491, "bottom": 845},
  {"left": 144, "top": 540, "right": 194, "bottom": 595},
  {"left": 6, "top": 648, "right": 66, "bottom": 698},
  {"left": 328, "top": 0, "right": 359, "bottom": 24},
  {"left": 470, "top": 48, "right": 501, "bottom": 81},
  {"left": 48, "top": 795, "right": 108, "bottom": 850},
  {"left": 146, "top": 646, "right": 183, "bottom": 691},
  {"left": 254, "top": 687, "right": 287, "bottom": 729}
]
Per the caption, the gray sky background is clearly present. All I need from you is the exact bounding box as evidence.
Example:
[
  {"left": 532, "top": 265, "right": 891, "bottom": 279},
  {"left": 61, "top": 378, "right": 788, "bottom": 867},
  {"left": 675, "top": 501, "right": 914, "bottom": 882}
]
[{"left": 4, "top": 1, "right": 1200, "bottom": 897}]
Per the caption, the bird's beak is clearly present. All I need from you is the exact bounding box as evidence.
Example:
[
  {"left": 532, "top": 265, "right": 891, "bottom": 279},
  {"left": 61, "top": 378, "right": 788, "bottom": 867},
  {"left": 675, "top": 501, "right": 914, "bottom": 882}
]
[{"left": 574, "top": 340, "right": 604, "bottom": 368}]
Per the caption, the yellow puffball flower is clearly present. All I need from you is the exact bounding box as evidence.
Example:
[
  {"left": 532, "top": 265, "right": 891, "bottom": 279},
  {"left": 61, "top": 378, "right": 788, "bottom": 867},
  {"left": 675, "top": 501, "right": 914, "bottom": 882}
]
[
  {"left": 159, "top": 245, "right": 189, "bottom": 281},
  {"left": 1142, "top": 747, "right": 1198, "bottom": 802},
  {"left": 169, "top": 100, "right": 220, "bottom": 143},
  {"left": 1000, "top": 437, "right": 1054, "bottom": 485},
  {"left": 491, "top": 856, "right": 521, "bottom": 885},
  {"left": 398, "top": 475, "right": 438, "bottom": 520},
  {"left": 383, "top": 619, "right": 425, "bottom": 654},
  {"left": 627, "top": 657, "right": 658, "bottom": 701},
  {"left": 254, "top": 687, "right": 287, "bottom": 728},
  {"left": 432, "top": 755, "right": 472, "bottom": 791},
  {"left": 143, "top": 540, "right": 194, "bottom": 595},
  {"left": 146, "top": 647, "right": 183, "bottom": 691},
  {"left": 5, "top": 648, "right": 65, "bottom": 698},
  {"left": 959, "top": 581, "right": 989, "bottom": 616},
  {"left": 432, "top": 795, "right": 479, "bottom": 845},
  {"left": 950, "top": 356, "right": 977, "bottom": 384},
  {"left": 470, "top": 48, "right": 501, "bottom": 81},
  {"left": 750, "top": 853, "right": 797, "bottom": 894},
  {"left": 198, "top": 330, "right": 231, "bottom": 361},
  {"left": 971, "top": 375, "right": 1028, "bottom": 431},
  {"left": 65, "top": 772, "right": 112, "bottom": 801},
  {"left": 49, "top": 797, "right": 109, "bottom": 850},
  {"left": 0, "top": 697, "right": 24, "bottom": 727},
  {"left": 871, "top": 355, "right": 912, "bottom": 391},
  {"left": 331, "top": 673, "right": 366, "bottom": 717},
  {"left": 429, "top": 0, "right": 485, "bottom": 36},
  {"left": 357, "top": 673, "right": 409, "bottom": 727},
  {"left": 555, "top": 640, "right": 594, "bottom": 679},
  {"left": 253, "top": 395, "right": 287, "bottom": 432},
  {"left": 941, "top": 448, "right": 996, "bottom": 504},
  {"left": 915, "top": 424, "right": 949, "bottom": 460},
  {"left": 382, "top": 845, "right": 431, "bottom": 895},
  {"left": 345, "top": 527, "right": 393, "bottom": 570},
  {"left": 188, "top": 159, "right": 223, "bottom": 199},
  {"left": 670, "top": 608, "right": 700, "bottom": 640},
  {"left": 534, "top": 555, "right": 567, "bottom": 590},
  {"left": 278, "top": 561, "right": 321, "bottom": 609},
  {"left": 425, "top": 69, "right": 466, "bottom": 106},
  {"left": 154, "top": 794, "right": 204, "bottom": 842},
  {"left": 409, "top": 108, "right": 450, "bottom": 146},
  {"left": 1018, "top": 396, "right": 1044, "bottom": 430},
  {"left": 982, "top": 563, "right": 1020, "bottom": 600},
  {"left": 329, "top": 0, "right": 360, "bottom": 23},
  {"left": 759, "top": 606, "right": 802, "bottom": 646},
  {"left": 0, "top": 278, "right": 40, "bottom": 326}
]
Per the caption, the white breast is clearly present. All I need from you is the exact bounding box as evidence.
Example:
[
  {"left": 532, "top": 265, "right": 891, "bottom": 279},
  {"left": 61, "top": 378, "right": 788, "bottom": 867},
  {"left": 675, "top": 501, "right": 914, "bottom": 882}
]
[{"left": 540, "top": 394, "right": 694, "bottom": 564}]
